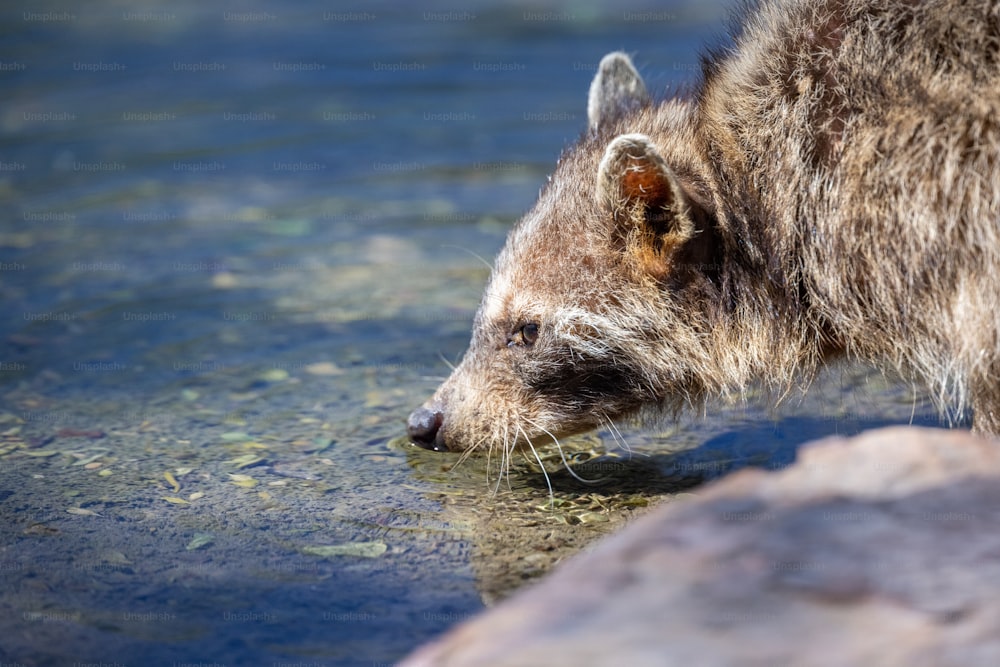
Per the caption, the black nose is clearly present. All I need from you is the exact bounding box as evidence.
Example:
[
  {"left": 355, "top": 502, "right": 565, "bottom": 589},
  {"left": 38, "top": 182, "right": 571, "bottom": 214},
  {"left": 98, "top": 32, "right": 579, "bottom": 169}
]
[{"left": 407, "top": 407, "right": 447, "bottom": 451}]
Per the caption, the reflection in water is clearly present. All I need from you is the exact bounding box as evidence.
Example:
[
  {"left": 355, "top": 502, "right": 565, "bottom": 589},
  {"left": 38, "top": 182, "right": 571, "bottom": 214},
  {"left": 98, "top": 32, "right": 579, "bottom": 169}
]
[{"left": 404, "top": 361, "right": 941, "bottom": 605}]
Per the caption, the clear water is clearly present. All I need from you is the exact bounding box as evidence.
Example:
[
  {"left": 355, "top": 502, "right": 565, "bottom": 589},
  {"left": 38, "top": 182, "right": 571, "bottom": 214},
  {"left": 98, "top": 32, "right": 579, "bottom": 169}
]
[{"left": 0, "top": 1, "right": 944, "bottom": 665}]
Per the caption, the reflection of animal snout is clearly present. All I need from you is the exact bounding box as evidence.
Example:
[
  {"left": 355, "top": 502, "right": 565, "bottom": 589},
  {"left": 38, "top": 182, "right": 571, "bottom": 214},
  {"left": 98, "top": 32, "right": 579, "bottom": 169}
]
[{"left": 407, "top": 405, "right": 447, "bottom": 451}]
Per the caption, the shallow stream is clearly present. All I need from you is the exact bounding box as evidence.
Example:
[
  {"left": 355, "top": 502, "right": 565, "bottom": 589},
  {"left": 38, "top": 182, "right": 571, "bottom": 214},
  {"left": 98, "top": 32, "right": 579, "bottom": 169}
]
[{"left": 0, "top": 2, "right": 943, "bottom": 664}]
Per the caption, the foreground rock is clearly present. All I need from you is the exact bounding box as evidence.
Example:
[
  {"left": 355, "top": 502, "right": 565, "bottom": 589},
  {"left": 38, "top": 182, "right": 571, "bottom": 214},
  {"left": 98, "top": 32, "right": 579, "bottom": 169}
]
[{"left": 401, "top": 427, "right": 1000, "bottom": 666}]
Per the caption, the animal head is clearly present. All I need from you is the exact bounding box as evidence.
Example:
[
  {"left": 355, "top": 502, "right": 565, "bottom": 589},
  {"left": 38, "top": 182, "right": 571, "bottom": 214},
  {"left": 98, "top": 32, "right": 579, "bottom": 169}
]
[{"left": 408, "top": 53, "right": 719, "bottom": 459}]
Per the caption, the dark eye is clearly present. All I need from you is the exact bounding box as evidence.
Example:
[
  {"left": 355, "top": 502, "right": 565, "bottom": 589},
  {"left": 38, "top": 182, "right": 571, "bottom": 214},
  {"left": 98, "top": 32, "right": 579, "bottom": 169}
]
[{"left": 507, "top": 322, "right": 540, "bottom": 348}]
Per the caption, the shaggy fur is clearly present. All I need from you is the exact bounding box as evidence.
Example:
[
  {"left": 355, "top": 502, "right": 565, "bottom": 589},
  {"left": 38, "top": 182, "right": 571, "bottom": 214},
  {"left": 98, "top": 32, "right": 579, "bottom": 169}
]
[{"left": 407, "top": 0, "right": 1000, "bottom": 457}]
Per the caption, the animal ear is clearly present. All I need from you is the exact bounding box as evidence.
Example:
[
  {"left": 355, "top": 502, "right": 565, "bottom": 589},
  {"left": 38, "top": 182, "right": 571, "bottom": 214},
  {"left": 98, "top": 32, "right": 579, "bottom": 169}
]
[
  {"left": 597, "top": 134, "right": 695, "bottom": 275},
  {"left": 597, "top": 133, "right": 687, "bottom": 218},
  {"left": 587, "top": 52, "right": 650, "bottom": 132}
]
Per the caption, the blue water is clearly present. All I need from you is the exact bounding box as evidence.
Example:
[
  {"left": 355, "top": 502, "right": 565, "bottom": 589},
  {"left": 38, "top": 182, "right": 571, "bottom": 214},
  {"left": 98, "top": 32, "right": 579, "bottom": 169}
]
[{"left": 0, "top": 1, "right": 944, "bottom": 665}]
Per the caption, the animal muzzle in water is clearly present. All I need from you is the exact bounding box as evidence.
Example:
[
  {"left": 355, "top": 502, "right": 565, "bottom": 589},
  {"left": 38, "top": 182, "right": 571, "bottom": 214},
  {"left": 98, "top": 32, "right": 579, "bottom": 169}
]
[{"left": 407, "top": 405, "right": 448, "bottom": 451}]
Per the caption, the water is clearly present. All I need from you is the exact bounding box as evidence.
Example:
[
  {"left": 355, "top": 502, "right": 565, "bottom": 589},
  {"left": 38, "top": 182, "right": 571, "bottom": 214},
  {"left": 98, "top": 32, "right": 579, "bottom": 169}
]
[{"left": 0, "top": 1, "right": 944, "bottom": 665}]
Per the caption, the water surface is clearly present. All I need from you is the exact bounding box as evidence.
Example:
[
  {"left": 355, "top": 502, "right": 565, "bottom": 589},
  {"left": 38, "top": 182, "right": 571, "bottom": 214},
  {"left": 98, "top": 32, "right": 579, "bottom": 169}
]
[{"left": 0, "top": 1, "right": 944, "bottom": 665}]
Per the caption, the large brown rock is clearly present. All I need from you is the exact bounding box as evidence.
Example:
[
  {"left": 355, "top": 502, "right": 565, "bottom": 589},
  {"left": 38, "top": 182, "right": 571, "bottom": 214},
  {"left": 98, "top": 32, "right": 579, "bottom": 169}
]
[{"left": 400, "top": 427, "right": 1000, "bottom": 667}]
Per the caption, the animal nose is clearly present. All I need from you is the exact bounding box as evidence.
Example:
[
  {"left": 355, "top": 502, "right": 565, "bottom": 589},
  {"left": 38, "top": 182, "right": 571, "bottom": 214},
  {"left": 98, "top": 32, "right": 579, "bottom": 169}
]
[{"left": 407, "top": 407, "right": 448, "bottom": 451}]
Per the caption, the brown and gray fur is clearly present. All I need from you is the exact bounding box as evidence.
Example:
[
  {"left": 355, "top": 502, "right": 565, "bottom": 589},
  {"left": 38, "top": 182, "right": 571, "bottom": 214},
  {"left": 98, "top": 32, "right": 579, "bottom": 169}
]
[{"left": 407, "top": 0, "right": 1000, "bottom": 461}]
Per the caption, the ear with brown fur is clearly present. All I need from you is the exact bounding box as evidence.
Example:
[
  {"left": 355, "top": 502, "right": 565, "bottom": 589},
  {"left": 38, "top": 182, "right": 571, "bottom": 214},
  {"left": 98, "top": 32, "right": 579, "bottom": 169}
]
[
  {"left": 597, "top": 133, "right": 696, "bottom": 279},
  {"left": 587, "top": 52, "right": 651, "bottom": 133}
]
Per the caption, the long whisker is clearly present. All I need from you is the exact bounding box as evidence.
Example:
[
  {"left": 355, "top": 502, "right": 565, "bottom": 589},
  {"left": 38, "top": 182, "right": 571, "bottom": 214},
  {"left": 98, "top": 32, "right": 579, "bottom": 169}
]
[
  {"left": 456, "top": 432, "right": 487, "bottom": 469},
  {"left": 440, "top": 244, "right": 494, "bottom": 272},
  {"left": 490, "top": 423, "right": 508, "bottom": 496},
  {"left": 524, "top": 417, "right": 606, "bottom": 485},
  {"left": 481, "top": 433, "right": 494, "bottom": 490},
  {"left": 435, "top": 352, "right": 456, "bottom": 372},
  {"left": 520, "top": 425, "right": 555, "bottom": 508},
  {"left": 494, "top": 422, "right": 516, "bottom": 496},
  {"left": 503, "top": 423, "right": 517, "bottom": 492},
  {"left": 600, "top": 414, "right": 628, "bottom": 455},
  {"left": 602, "top": 414, "right": 646, "bottom": 460}
]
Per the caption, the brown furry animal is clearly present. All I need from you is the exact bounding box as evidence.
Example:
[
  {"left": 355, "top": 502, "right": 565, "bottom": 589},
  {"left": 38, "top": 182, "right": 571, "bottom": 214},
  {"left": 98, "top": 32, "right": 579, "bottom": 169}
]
[{"left": 407, "top": 0, "right": 1000, "bottom": 458}]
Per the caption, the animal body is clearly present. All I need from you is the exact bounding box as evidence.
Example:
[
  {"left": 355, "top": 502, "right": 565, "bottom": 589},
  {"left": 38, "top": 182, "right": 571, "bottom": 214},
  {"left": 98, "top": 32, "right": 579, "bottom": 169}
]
[{"left": 407, "top": 0, "right": 1000, "bottom": 459}]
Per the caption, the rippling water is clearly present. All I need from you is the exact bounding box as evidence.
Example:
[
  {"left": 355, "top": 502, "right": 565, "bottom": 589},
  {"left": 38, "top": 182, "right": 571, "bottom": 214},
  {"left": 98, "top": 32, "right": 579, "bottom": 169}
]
[{"left": 0, "top": 1, "right": 943, "bottom": 665}]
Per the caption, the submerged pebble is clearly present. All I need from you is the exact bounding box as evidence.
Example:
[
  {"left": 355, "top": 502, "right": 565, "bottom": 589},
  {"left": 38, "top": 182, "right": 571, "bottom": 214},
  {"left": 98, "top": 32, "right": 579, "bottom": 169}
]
[{"left": 301, "top": 541, "right": 388, "bottom": 559}]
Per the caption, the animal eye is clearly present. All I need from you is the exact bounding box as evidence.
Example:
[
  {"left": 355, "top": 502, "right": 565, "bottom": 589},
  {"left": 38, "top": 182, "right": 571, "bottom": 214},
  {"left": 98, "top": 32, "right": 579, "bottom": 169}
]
[{"left": 507, "top": 322, "right": 540, "bottom": 348}]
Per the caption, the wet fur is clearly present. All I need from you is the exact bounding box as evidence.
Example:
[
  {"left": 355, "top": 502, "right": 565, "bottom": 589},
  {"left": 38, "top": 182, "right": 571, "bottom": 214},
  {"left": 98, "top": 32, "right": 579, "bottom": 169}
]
[{"left": 411, "top": 0, "right": 1000, "bottom": 462}]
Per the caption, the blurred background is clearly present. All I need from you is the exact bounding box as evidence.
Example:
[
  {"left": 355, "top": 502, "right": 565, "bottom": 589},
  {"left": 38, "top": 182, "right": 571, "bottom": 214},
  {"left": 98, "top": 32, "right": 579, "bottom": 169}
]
[
  {"left": 0, "top": 1, "right": 940, "bottom": 665},
  {"left": 1, "top": 0, "right": 729, "bottom": 438}
]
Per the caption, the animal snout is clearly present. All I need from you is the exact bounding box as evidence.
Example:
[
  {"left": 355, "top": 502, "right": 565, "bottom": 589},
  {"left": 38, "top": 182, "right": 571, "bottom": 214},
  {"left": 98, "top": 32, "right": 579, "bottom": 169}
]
[{"left": 407, "top": 406, "right": 448, "bottom": 451}]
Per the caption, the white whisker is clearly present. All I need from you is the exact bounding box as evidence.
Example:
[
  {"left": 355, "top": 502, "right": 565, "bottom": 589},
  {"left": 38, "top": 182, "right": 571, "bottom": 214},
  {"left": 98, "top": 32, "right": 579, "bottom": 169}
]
[
  {"left": 457, "top": 432, "right": 487, "bottom": 470},
  {"left": 602, "top": 414, "right": 645, "bottom": 460},
  {"left": 521, "top": 426, "right": 555, "bottom": 508},
  {"left": 524, "top": 417, "right": 607, "bottom": 485},
  {"left": 440, "top": 244, "right": 494, "bottom": 272},
  {"left": 435, "top": 353, "right": 456, "bottom": 372},
  {"left": 489, "top": 424, "right": 506, "bottom": 496},
  {"left": 503, "top": 423, "right": 517, "bottom": 492}
]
